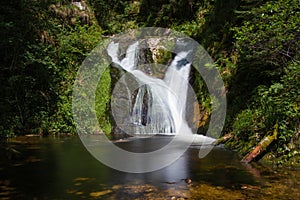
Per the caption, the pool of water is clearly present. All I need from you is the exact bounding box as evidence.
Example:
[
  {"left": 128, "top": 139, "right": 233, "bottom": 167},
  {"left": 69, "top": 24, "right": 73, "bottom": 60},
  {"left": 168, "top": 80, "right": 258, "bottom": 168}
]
[{"left": 0, "top": 136, "right": 299, "bottom": 199}]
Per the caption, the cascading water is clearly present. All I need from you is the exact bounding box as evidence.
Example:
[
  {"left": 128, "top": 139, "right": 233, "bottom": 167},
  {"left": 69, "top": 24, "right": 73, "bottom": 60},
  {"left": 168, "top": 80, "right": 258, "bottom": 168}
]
[
  {"left": 107, "top": 39, "right": 201, "bottom": 137},
  {"left": 73, "top": 28, "right": 224, "bottom": 173}
]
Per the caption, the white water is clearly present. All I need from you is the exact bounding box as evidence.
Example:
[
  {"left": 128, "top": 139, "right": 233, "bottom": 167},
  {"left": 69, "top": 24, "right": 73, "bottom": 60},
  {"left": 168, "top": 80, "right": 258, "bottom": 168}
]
[{"left": 107, "top": 40, "right": 214, "bottom": 145}]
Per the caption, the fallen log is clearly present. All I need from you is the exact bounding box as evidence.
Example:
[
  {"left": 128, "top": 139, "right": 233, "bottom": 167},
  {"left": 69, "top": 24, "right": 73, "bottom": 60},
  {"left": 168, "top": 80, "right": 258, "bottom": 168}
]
[
  {"left": 214, "top": 133, "right": 233, "bottom": 145},
  {"left": 241, "top": 124, "right": 278, "bottom": 163}
]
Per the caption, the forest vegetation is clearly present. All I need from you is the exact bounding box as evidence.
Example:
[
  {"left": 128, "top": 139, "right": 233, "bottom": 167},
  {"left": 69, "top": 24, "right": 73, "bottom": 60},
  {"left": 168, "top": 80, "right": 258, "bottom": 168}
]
[{"left": 0, "top": 0, "right": 299, "bottom": 166}]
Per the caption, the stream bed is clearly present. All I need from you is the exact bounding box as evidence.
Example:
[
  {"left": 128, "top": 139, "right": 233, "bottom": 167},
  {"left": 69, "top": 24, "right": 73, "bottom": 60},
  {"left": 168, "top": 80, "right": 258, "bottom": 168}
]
[{"left": 0, "top": 136, "right": 299, "bottom": 199}]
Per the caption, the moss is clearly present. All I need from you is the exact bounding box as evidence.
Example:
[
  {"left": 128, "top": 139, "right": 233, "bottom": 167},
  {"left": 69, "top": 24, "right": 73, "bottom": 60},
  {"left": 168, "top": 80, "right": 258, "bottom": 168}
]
[{"left": 95, "top": 68, "right": 112, "bottom": 135}]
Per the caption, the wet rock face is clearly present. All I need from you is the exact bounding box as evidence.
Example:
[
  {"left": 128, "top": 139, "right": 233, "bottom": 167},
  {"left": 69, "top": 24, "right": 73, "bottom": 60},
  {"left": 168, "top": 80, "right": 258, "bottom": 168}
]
[{"left": 111, "top": 127, "right": 132, "bottom": 140}]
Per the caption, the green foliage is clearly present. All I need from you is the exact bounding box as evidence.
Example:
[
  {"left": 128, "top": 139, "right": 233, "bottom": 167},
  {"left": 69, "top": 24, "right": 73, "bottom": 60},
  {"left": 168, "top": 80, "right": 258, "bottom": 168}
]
[
  {"left": 224, "top": 0, "right": 300, "bottom": 165},
  {"left": 138, "top": 0, "right": 197, "bottom": 27},
  {"left": 228, "top": 62, "right": 300, "bottom": 163},
  {"left": 191, "top": 70, "right": 211, "bottom": 112},
  {"left": 95, "top": 69, "right": 112, "bottom": 134},
  {"left": 0, "top": 1, "right": 105, "bottom": 136},
  {"left": 226, "top": 0, "right": 299, "bottom": 128},
  {"left": 90, "top": 0, "right": 207, "bottom": 34},
  {"left": 88, "top": 0, "right": 139, "bottom": 34},
  {"left": 233, "top": 0, "right": 300, "bottom": 67},
  {"left": 0, "top": 0, "right": 53, "bottom": 136}
]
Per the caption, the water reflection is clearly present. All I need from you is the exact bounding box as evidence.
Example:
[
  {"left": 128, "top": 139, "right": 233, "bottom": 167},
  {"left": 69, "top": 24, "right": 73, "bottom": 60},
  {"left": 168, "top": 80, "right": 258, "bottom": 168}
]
[{"left": 0, "top": 136, "right": 299, "bottom": 199}]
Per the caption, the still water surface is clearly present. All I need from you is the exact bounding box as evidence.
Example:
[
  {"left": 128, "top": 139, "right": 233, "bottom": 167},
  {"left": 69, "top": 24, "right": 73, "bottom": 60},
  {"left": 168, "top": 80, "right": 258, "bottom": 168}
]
[{"left": 0, "top": 136, "right": 299, "bottom": 199}]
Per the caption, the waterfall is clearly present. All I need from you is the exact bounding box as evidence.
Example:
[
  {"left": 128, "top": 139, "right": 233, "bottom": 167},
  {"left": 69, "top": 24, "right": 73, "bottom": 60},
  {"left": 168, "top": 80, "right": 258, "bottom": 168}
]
[{"left": 108, "top": 40, "right": 194, "bottom": 136}]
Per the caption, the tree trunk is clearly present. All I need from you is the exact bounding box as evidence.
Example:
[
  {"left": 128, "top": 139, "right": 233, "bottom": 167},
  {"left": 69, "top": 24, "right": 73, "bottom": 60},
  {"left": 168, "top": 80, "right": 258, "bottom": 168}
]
[{"left": 241, "top": 124, "right": 278, "bottom": 163}]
